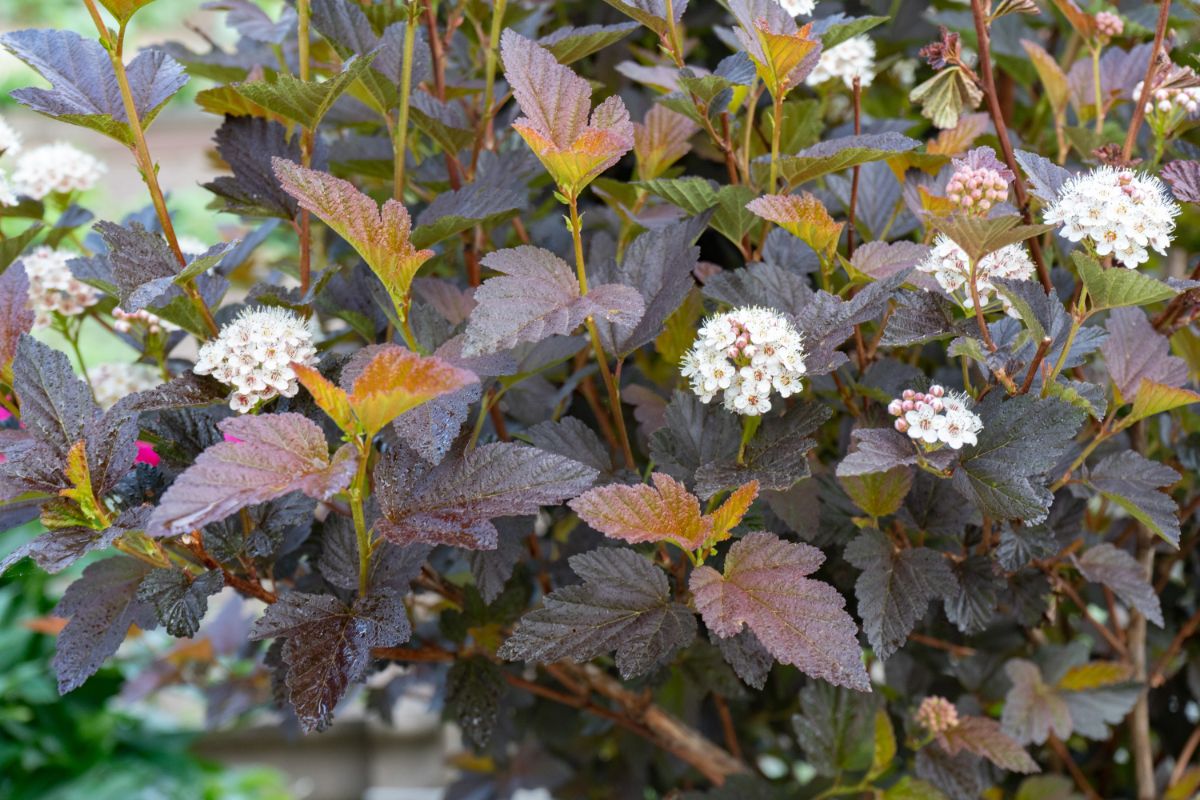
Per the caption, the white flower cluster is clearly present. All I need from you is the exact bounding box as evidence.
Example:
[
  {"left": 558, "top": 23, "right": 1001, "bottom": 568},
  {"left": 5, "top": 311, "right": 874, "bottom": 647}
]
[
  {"left": 88, "top": 362, "right": 161, "bottom": 410},
  {"left": 114, "top": 306, "right": 173, "bottom": 336},
  {"left": 12, "top": 142, "right": 106, "bottom": 200},
  {"left": 194, "top": 307, "right": 318, "bottom": 413},
  {"left": 23, "top": 246, "right": 99, "bottom": 327},
  {"left": 916, "top": 235, "right": 1035, "bottom": 317},
  {"left": 681, "top": 307, "right": 806, "bottom": 416},
  {"left": 1044, "top": 166, "right": 1179, "bottom": 268},
  {"left": 805, "top": 35, "right": 876, "bottom": 89},
  {"left": 1133, "top": 78, "right": 1200, "bottom": 119},
  {"left": 779, "top": 0, "right": 816, "bottom": 15},
  {"left": 1094, "top": 11, "right": 1123, "bottom": 37},
  {"left": 0, "top": 115, "right": 21, "bottom": 157},
  {"left": 0, "top": 115, "right": 20, "bottom": 207},
  {"left": 888, "top": 384, "right": 982, "bottom": 450}
]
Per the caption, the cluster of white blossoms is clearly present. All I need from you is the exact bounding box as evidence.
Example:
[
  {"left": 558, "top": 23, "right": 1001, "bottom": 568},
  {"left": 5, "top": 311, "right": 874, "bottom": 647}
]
[
  {"left": 1134, "top": 78, "right": 1200, "bottom": 119},
  {"left": 779, "top": 0, "right": 816, "bottom": 15},
  {"left": 87, "top": 362, "right": 161, "bottom": 410},
  {"left": 915, "top": 696, "right": 960, "bottom": 734},
  {"left": 888, "top": 384, "right": 982, "bottom": 450},
  {"left": 1094, "top": 11, "right": 1124, "bottom": 38},
  {"left": 805, "top": 35, "right": 876, "bottom": 88},
  {"left": 1044, "top": 166, "right": 1180, "bottom": 268},
  {"left": 113, "top": 307, "right": 173, "bottom": 336},
  {"left": 681, "top": 307, "right": 806, "bottom": 416},
  {"left": 946, "top": 148, "right": 1011, "bottom": 215},
  {"left": 22, "top": 246, "right": 99, "bottom": 327},
  {"left": 916, "top": 235, "right": 1035, "bottom": 317},
  {"left": 194, "top": 306, "right": 318, "bottom": 413},
  {"left": 0, "top": 115, "right": 20, "bottom": 207},
  {"left": 11, "top": 142, "right": 106, "bottom": 200}
]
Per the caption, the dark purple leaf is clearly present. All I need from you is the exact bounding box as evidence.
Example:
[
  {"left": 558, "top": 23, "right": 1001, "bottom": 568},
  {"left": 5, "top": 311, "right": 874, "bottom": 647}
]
[
  {"left": 0, "top": 263, "right": 33, "bottom": 371},
  {"left": 844, "top": 529, "right": 954, "bottom": 660},
  {"left": 2, "top": 29, "right": 187, "bottom": 144},
  {"left": 12, "top": 334, "right": 99, "bottom": 457},
  {"left": 375, "top": 443, "right": 597, "bottom": 549},
  {"left": 1074, "top": 542, "right": 1164, "bottom": 626},
  {"left": 1162, "top": 160, "right": 1200, "bottom": 204},
  {"left": 1101, "top": 307, "right": 1188, "bottom": 401},
  {"left": 445, "top": 656, "right": 505, "bottom": 751},
  {"left": 137, "top": 567, "right": 225, "bottom": 637},
  {"left": 463, "top": 245, "right": 643, "bottom": 356},
  {"left": 250, "top": 590, "right": 411, "bottom": 731},
  {"left": 498, "top": 547, "right": 696, "bottom": 679},
  {"left": 204, "top": 116, "right": 302, "bottom": 219},
  {"left": 53, "top": 556, "right": 157, "bottom": 693}
]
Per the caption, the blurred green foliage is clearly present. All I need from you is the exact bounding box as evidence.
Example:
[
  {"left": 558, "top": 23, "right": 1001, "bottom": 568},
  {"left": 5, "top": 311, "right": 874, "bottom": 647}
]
[{"left": 0, "top": 567, "right": 293, "bottom": 799}]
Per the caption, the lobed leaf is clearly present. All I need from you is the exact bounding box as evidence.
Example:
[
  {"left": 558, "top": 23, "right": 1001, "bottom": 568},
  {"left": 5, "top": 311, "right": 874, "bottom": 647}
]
[
  {"left": 1086, "top": 451, "right": 1181, "bottom": 548},
  {"left": 375, "top": 443, "right": 597, "bottom": 550},
  {"left": 691, "top": 532, "right": 869, "bottom": 691},
  {"left": 149, "top": 413, "right": 357, "bottom": 536},
  {"left": 53, "top": 556, "right": 157, "bottom": 694},
  {"left": 2, "top": 29, "right": 187, "bottom": 145},
  {"left": 844, "top": 529, "right": 954, "bottom": 660},
  {"left": 274, "top": 158, "right": 433, "bottom": 319},
  {"left": 250, "top": 590, "right": 410, "bottom": 731},
  {"left": 499, "top": 547, "right": 695, "bottom": 679}
]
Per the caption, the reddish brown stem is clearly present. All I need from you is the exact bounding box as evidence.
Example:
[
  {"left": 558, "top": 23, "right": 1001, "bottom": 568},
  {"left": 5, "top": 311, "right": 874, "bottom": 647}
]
[
  {"left": 1122, "top": 1, "right": 1172, "bottom": 163},
  {"left": 968, "top": 0, "right": 1052, "bottom": 292}
]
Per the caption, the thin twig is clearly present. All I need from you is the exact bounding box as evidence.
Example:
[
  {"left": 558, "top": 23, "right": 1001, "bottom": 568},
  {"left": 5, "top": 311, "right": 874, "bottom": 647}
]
[
  {"left": 1122, "top": 1, "right": 1172, "bottom": 163},
  {"left": 846, "top": 77, "right": 862, "bottom": 258},
  {"left": 968, "top": 0, "right": 1052, "bottom": 292},
  {"left": 1048, "top": 734, "right": 1102, "bottom": 800},
  {"left": 1018, "top": 336, "right": 1053, "bottom": 394}
]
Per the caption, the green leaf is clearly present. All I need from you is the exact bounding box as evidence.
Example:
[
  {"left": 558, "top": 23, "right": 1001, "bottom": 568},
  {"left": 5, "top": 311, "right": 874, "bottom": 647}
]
[
  {"left": 236, "top": 53, "right": 377, "bottom": 130},
  {"left": 870, "top": 709, "right": 897, "bottom": 778},
  {"left": 885, "top": 777, "right": 949, "bottom": 800},
  {"left": 538, "top": 22, "right": 640, "bottom": 65},
  {"left": 840, "top": 467, "right": 913, "bottom": 519},
  {"left": 0, "top": 222, "right": 43, "bottom": 274},
  {"left": 909, "top": 66, "right": 983, "bottom": 129},
  {"left": 635, "top": 176, "right": 719, "bottom": 216},
  {"left": 1043, "top": 378, "right": 1107, "bottom": 420},
  {"left": 711, "top": 184, "right": 760, "bottom": 250},
  {"left": 763, "top": 131, "right": 920, "bottom": 188},
  {"left": 816, "top": 14, "right": 889, "bottom": 50},
  {"left": 99, "top": 0, "right": 158, "bottom": 22},
  {"left": 932, "top": 214, "right": 1053, "bottom": 264},
  {"left": 1073, "top": 252, "right": 1177, "bottom": 310},
  {"left": 1124, "top": 379, "right": 1200, "bottom": 425}
]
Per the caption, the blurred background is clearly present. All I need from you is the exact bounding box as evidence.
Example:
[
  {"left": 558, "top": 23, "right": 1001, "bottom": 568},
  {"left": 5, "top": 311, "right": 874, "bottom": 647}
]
[{"left": 1, "top": 3, "right": 456, "bottom": 798}]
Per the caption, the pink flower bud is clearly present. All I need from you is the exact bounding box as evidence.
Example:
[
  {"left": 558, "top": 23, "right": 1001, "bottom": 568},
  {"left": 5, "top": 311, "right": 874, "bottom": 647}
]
[
  {"left": 901, "top": 400, "right": 915, "bottom": 412},
  {"left": 894, "top": 418, "right": 909, "bottom": 433},
  {"left": 887, "top": 399, "right": 903, "bottom": 416},
  {"left": 902, "top": 389, "right": 915, "bottom": 400},
  {"left": 929, "top": 384, "right": 945, "bottom": 397}
]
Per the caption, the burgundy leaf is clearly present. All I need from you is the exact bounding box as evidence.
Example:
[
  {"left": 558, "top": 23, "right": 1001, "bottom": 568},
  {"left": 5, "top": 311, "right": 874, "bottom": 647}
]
[
  {"left": 250, "top": 590, "right": 411, "bottom": 732},
  {"left": 11, "top": 334, "right": 99, "bottom": 458},
  {"left": 375, "top": 442, "right": 598, "bottom": 549},
  {"left": 1101, "top": 307, "right": 1188, "bottom": 401},
  {"left": 463, "top": 246, "right": 643, "bottom": 356},
  {"left": 52, "top": 556, "right": 157, "bottom": 694},
  {"left": 498, "top": 547, "right": 696, "bottom": 679},
  {"left": 939, "top": 716, "right": 1039, "bottom": 774},
  {"left": 0, "top": 263, "right": 33, "bottom": 371},
  {"left": 690, "top": 532, "right": 870, "bottom": 691},
  {"left": 149, "top": 413, "right": 357, "bottom": 536},
  {"left": 1162, "top": 160, "right": 1200, "bottom": 204}
]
